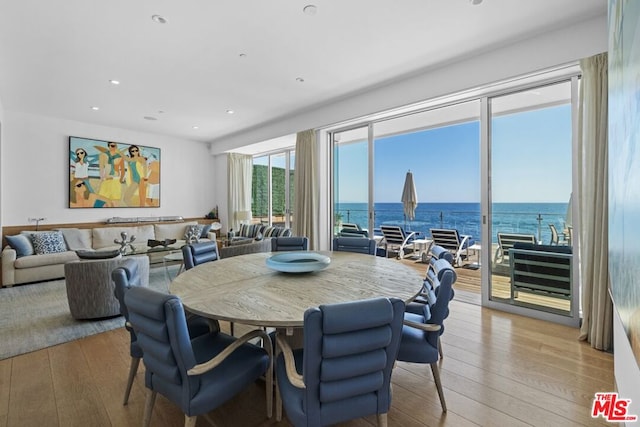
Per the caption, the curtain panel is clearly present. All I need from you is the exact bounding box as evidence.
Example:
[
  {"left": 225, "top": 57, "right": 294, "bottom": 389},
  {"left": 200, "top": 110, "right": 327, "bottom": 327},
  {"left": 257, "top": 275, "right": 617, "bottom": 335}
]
[
  {"left": 293, "top": 130, "right": 318, "bottom": 249},
  {"left": 227, "top": 153, "right": 253, "bottom": 232},
  {"left": 577, "top": 52, "right": 612, "bottom": 351}
]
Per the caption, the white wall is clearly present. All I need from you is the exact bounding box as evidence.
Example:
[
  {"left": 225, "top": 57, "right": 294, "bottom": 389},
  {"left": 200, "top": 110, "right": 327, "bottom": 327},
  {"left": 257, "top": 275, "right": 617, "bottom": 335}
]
[
  {"left": 614, "top": 310, "right": 640, "bottom": 425},
  {"left": 1, "top": 111, "right": 217, "bottom": 226}
]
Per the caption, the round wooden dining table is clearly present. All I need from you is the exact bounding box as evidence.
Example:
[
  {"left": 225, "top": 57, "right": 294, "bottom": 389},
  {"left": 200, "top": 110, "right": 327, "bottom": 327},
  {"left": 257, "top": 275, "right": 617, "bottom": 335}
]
[{"left": 169, "top": 251, "right": 423, "bottom": 329}]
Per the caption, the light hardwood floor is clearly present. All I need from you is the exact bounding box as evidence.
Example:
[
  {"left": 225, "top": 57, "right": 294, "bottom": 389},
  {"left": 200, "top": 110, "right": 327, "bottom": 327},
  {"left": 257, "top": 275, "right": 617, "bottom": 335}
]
[{"left": 0, "top": 297, "right": 614, "bottom": 426}]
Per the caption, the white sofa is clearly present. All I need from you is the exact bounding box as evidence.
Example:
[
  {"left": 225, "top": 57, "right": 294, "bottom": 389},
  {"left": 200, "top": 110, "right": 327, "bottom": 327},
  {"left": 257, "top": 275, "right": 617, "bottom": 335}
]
[{"left": 2, "top": 221, "right": 215, "bottom": 287}]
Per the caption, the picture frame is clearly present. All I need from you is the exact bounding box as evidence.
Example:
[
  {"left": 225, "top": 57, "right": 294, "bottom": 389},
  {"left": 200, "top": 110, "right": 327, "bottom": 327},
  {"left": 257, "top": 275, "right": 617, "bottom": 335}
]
[{"left": 69, "top": 136, "right": 161, "bottom": 208}]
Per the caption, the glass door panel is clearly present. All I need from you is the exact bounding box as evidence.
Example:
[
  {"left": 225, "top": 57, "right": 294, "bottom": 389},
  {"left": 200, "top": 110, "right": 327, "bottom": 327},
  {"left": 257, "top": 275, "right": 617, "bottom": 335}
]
[
  {"left": 270, "top": 153, "right": 286, "bottom": 226},
  {"left": 488, "top": 81, "right": 574, "bottom": 317},
  {"left": 252, "top": 155, "right": 269, "bottom": 224},
  {"left": 333, "top": 126, "right": 370, "bottom": 236},
  {"left": 372, "top": 101, "right": 481, "bottom": 262},
  {"left": 288, "top": 151, "right": 295, "bottom": 230}
]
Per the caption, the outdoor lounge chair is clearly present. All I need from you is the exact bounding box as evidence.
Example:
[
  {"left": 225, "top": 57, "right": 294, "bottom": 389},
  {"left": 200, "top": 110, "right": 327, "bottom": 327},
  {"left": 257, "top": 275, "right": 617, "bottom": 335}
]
[
  {"left": 429, "top": 228, "right": 474, "bottom": 266},
  {"left": 494, "top": 232, "right": 537, "bottom": 265},
  {"left": 379, "top": 225, "right": 419, "bottom": 259}
]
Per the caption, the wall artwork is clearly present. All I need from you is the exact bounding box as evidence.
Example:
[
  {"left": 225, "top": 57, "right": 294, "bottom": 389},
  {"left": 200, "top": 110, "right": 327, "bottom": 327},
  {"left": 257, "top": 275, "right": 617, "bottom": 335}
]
[
  {"left": 69, "top": 136, "right": 161, "bottom": 208},
  {"left": 609, "top": 0, "right": 640, "bottom": 369}
]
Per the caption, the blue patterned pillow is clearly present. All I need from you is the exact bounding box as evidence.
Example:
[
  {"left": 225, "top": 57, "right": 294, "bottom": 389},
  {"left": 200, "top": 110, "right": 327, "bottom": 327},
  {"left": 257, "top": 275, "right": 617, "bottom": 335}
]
[{"left": 30, "top": 231, "right": 67, "bottom": 255}]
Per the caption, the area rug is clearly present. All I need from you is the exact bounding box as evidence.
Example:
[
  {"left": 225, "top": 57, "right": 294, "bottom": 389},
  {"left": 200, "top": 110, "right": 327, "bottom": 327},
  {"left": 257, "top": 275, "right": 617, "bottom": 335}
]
[{"left": 0, "top": 266, "right": 171, "bottom": 360}]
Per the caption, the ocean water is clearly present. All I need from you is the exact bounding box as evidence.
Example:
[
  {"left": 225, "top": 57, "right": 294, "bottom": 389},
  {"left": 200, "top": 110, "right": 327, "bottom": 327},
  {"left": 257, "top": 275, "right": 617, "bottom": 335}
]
[{"left": 336, "top": 202, "right": 569, "bottom": 244}]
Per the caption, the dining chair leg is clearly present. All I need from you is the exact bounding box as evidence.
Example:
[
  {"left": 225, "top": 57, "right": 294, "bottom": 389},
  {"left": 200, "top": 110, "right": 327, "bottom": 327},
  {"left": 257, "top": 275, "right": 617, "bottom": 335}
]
[
  {"left": 143, "top": 390, "right": 157, "bottom": 427},
  {"left": 264, "top": 333, "right": 273, "bottom": 419},
  {"left": 184, "top": 415, "right": 197, "bottom": 427},
  {"left": 123, "top": 356, "right": 140, "bottom": 405},
  {"left": 438, "top": 337, "right": 444, "bottom": 359},
  {"left": 377, "top": 413, "right": 388, "bottom": 427},
  {"left": 430, "top": 362, "right": 447, "bottom": 412},
  {"left": 275, "top": 381, "right": 283, "bottom": 421}
]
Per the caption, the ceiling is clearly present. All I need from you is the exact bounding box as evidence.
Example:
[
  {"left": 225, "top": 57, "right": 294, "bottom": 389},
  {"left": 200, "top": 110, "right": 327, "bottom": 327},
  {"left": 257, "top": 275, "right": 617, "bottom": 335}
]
[{"left": 0, "top": 0, "right": 605, "bottom": 147}]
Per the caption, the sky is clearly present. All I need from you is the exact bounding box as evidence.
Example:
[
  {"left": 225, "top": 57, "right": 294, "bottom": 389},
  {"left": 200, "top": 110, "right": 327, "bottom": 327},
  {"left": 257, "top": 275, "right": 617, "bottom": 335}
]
[{"left": 335, "top": 104, "right": 572, "bottom": 204}]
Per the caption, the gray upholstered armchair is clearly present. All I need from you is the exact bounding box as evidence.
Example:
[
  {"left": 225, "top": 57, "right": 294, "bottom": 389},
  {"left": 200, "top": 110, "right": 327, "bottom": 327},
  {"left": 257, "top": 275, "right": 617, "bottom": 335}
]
[
  {"left": 275, "top": 297, "right": 405, "bottom": 426},
  {"left": 64, "top": 255, "right": 149, "bottom": 320}
]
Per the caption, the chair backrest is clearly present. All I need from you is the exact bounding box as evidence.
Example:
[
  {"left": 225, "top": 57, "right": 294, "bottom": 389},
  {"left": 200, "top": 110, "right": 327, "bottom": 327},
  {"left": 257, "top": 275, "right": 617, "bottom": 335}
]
[
  {"left": 332, "top": 236, "right": 376, "bottom": 255},
  {"left": 548, "top": 224, "right": 560, "bottom": 245},
  {"left": 182, "top": 241, "right": 219, "bottom": 270},
  {"left": 496, "top": 232, "right": 536, "bottom": 260},
  {"left": 339, "top": 228, "right": 369, "bottom": 238},
  {"left": 429, "top": 229, "right": 462, "bottom": 251},
  {"left": 301, "top": 297, "right": 405, "bottom": 424},
  {"left": 428, "top": 244, "right": 454, "bottom": 264},
  {"left": 112, "top": 258, "right": 147, "bottom": 356},
  {"left": 124, "top": 287, "right": 199, "bottom": 403},
  {"left": 379, "top": 225, "right": 412, "bottom": 244},
  {"left": 340, "top": 223, "right": 361, "bottom": 231},
  {"left": 271, "top": 236, "right": 308, "bottom": 252}
]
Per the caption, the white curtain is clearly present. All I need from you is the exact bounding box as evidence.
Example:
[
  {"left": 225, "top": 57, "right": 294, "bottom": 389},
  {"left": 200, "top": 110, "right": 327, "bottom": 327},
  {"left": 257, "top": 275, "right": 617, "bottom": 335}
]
[
  {"left": 227, "top": 153, "right": 253, "bottom": 232},
  {"left": 577, "top": 52, "right": 612, "bottom": 351},
  {"left": 293, "top": 130, "right": 318, "bottom": 249}
]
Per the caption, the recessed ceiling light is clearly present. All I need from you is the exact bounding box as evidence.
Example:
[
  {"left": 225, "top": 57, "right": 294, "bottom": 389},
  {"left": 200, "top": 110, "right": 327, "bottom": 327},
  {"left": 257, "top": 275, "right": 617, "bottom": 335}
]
[
  {"left": 90, "top": 106, "right": 99, "bottom": 111},
  {"left": 226, "top": 110, "right": 235, "bottom": 114},
  {"left": 158, "top": 110, "right": 165, "bottom": 114},
  {"left": 469, "top": 0, "right": 483, "bottom": 4},
  {"left": 239, "top": 53, "right": 247, "bottom": 58},
  {"left": 143, "top": 116, "right": 158, "bottom": 121},
  {"left": 192, "top": 126, "right": 199, "bottom": 130},
  {"left": 303, "top": 5, "right": 317, "bottom": 15},
  {"left": 151, "top": 14, "right": 168, "bottom": 24},
  {"left": 296, "top": 77, "right": 305, "bottom": 83},
  {"left": 109, "top": 79, "right": 120, "bottom": 85}
]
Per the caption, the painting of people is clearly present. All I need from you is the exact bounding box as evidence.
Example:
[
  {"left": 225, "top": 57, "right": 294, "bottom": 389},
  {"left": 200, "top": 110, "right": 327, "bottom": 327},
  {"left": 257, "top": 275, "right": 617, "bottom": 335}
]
[{"left": 69, "top": 136, "right": 161, "bottom": 208}]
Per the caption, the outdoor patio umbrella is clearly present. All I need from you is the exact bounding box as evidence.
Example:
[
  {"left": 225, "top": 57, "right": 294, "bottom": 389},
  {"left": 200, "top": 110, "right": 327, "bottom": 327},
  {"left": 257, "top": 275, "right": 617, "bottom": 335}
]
[
  {"left": 401, "top": 170, "right": 418, "bottom": 229},
  {"left": 566, "top": 192, "right": 573, "bottom": 227}
]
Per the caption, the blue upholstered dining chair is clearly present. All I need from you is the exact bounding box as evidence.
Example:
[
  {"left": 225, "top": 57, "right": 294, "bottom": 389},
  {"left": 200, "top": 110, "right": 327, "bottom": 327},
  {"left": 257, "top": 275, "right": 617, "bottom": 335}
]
[
  {"left": 124, "top": 286, "right": 273, "bottom": 427},
  {"left": 397, "top": 258, "right": 456, "bottom": 412},
  {"left": 275, "top": 297, "right": 405, "bottom": 426},
  {"left": 111, "top": 259, "right": 216, "bottom": 406},
  {"left": 271, "top": 236, "right": 309, "bottom": 251},
  {"left": 182, "top": 240, "right": 219, "bottom": 270},
  {"left": 332, "top": 236, "right": 376, "bottom": 255}
]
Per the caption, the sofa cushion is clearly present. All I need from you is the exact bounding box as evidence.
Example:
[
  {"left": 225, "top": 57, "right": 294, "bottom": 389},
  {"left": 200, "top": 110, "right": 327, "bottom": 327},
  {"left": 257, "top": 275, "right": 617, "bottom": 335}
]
[
  {"left": 154, "top": 221, "right": 197, "bottom": 241},
  {"left": 263, "top": 226, "right": 291, "bottom": 238},
  {"left": 238, "top": 223, "right": 265, "bottom": 238},
  {"left": 14, "top": 251, "right": 79, "bottom": 268},
  {"left": 57, "top": 228, "right": 92, "bottom": 251},
  {"left": 6, "top": 234, "right": 34, "bottom": 257},
  {"left": 92, "top": 225, "right": 155, "bottom": 249},
  {"left": 31, "top": 231, "right": 67, "bottom": 255},
  {"left": 76, "top": 249, "right": 122, "bottom": 260}
]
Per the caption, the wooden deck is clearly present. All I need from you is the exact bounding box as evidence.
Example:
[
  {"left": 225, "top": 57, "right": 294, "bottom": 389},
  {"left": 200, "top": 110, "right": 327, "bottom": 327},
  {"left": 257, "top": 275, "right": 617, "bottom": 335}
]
[{"left": 398, "top": 254, "right": 572, "bottom": 313}]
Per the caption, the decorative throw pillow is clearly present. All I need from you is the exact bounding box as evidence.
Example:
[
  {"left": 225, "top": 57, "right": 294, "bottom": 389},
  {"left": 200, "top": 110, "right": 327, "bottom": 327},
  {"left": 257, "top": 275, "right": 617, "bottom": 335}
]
[
  {"left": 6, "top": 234, "right": 35, "bottom": 257},
  {"left": 263, "top": 226, "right": 285, "bottom": 237},
  {"left": 30, "top": 231, "right": 67, "bottom": 255},
  {"left": 75, "top": 249, "right": 122, "bottom": 260},
  {"left": 184, "top": 224, "right": 204, "bottom": 240},
  {"left": 200, "top": 223, "right": 212, "bottom": 238}
]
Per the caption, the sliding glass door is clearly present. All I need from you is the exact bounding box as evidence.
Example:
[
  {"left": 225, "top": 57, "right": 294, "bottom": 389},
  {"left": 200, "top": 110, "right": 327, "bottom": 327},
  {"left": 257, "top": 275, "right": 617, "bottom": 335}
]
[
  {"left": 333, "top": 126, "right": 371, "bottom": 234},
  {"left": 485, "top": 79, "right": 579, "bottom": 324},
  {"left": 252, "top": 150, "right": 295, "bottom": 228}
]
